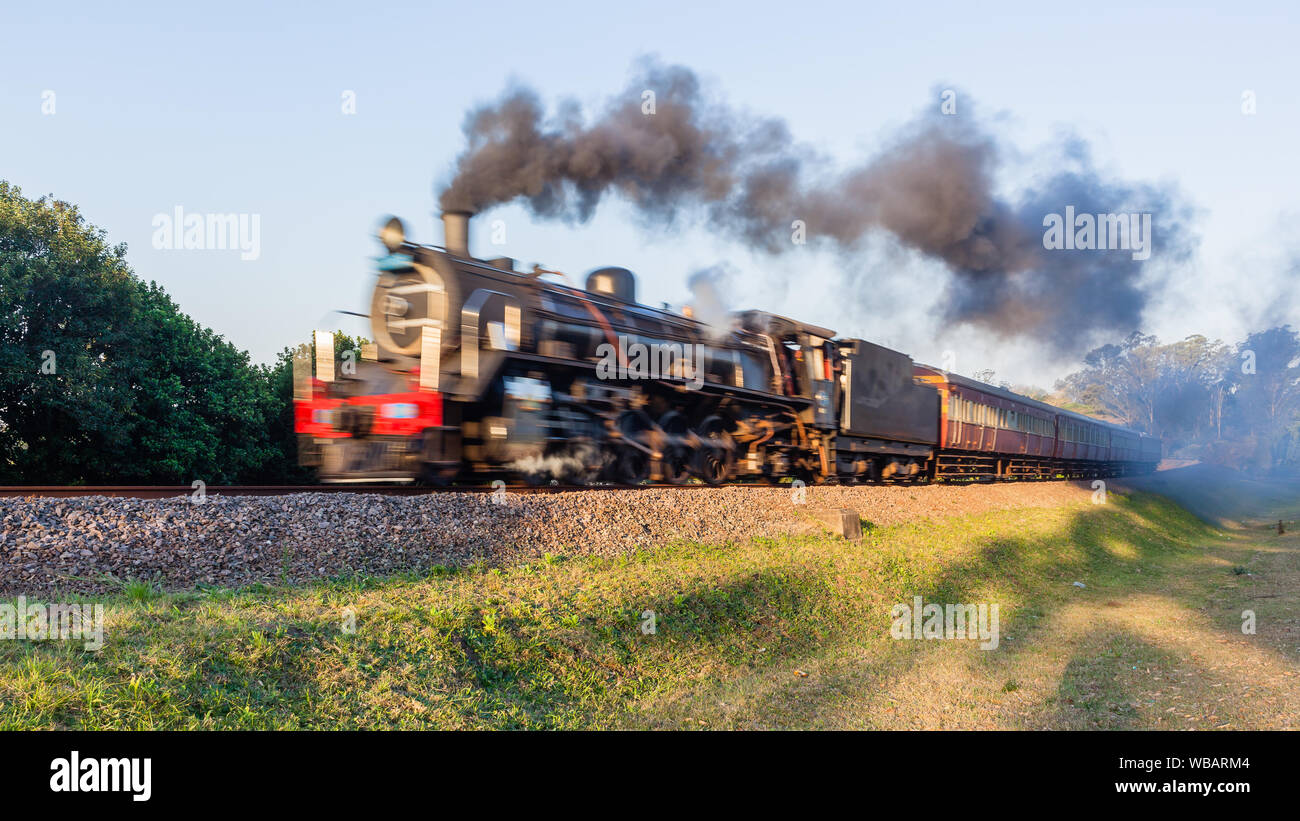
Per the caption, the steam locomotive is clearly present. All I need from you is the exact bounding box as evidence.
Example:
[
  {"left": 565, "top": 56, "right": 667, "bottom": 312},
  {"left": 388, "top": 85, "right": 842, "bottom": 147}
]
[{"left": 292, "top": 213, "right": 1161, "bottom": 485}]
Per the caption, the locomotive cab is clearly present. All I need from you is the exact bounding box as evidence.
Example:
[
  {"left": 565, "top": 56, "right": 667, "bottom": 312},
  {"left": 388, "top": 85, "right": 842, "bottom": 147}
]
[{"left": 735, "top": 311, "right": 838, "bottom": 427}]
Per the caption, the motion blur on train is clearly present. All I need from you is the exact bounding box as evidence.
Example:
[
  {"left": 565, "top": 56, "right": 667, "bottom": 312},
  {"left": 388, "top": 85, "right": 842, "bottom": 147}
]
[{"left": 292, "top": 212, "right": 1161, "bottom": 485}]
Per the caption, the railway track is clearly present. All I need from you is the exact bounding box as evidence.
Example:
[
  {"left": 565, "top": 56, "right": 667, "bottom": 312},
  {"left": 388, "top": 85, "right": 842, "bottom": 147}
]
[
  {"left": 0, "top": 483, "right": 729, "bottom": 499},
  {"left": 0, "top": 470, "right": 1119, "bottom": 499}
]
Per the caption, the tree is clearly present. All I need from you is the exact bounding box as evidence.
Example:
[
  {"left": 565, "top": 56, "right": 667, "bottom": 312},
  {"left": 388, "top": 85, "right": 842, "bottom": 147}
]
[
  {"left": 1231, "top": 326, "right": 1300, "bottom": 470},
  {"left": 1057, "top": 332, "right": 1162, "bottom": 432},
  {"left": 1058, "top": 332, "right": 1232, "bottom": 445},
  {"left": 1057, "top": 326, "right": 1300, "bottom": 472},
  {"left": 0, "top": 181, "right": 290, "bottom": 483}
]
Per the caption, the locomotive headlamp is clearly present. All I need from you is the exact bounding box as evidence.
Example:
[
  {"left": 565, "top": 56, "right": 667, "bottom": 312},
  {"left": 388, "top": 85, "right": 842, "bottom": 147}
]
[
  {"left": 381, "top": 403, "right": 419, "bottom": 419},
  {"left": 378, "top": 216, "right": 406, "bottom": 252}
]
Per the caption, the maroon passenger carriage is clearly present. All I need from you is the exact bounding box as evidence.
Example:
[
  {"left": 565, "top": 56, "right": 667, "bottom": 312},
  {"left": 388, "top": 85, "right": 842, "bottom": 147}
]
[{"left": 912, "top": 367, "right": 1161, "bottom": 481}]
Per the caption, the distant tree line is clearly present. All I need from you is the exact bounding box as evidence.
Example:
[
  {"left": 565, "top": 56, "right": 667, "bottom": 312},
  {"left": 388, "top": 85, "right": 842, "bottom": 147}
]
[
  {"left": 0, "top": 181, "right": 363, "bottom": 485},
  {"left": 1054, "top": 330, "right": 1300, "bottom": 472}
]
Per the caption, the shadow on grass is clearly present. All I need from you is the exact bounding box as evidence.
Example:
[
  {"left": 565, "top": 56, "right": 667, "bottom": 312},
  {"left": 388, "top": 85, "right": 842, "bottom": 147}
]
[{"left": 1045, "top": 632, "right": 1182, "bottom": 730}]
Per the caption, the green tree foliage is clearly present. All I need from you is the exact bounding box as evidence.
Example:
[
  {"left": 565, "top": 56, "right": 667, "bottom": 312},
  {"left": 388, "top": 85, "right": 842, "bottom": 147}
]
[{"left": 0, "top": 181, "right": 345, "bottom": 484}]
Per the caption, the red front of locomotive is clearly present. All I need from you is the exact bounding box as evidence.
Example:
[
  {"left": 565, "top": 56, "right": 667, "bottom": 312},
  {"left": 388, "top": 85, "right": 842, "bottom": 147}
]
[{"left": 293, "top": 333, "right": 458, "bottom": 482}]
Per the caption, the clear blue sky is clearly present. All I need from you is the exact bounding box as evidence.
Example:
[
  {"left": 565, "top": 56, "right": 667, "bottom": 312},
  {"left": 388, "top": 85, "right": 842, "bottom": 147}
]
[{"left": 3, "top": 0, "right": 1297, "bottom": 386}]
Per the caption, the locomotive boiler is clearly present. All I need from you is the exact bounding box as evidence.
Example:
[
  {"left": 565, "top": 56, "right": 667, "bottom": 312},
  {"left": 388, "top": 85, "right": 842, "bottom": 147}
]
[{"left": 292, "top": 213, "right": 1160, "bottom": 484}]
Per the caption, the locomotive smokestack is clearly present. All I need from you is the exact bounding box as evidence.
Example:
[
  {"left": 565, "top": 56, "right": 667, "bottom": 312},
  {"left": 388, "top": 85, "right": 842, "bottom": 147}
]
[{"left": 442, "top": 211, "right": 471, "bottom": 257}]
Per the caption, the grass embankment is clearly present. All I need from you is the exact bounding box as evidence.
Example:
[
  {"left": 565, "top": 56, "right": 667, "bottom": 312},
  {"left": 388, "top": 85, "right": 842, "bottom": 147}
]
[{"left": 1, "top": 490, "right": 1296, "bottom": 729}]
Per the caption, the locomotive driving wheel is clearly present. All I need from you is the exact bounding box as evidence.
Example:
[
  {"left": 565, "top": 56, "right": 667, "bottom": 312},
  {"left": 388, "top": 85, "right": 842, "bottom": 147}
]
[
  {"left": 610, "top": 410, "right": 654, "bottom": 485},
  {"left": 657, "top": 411, "right": 693, "bottom": 485},
  {"left": 694, "top": 415, "right": 734, "bottom": 485}
]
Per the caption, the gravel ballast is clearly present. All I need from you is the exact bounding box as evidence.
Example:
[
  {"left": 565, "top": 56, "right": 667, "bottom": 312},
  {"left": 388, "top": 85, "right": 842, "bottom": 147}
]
[{"left": 1, "top": 483, "right": 1095, "bottom": 596}]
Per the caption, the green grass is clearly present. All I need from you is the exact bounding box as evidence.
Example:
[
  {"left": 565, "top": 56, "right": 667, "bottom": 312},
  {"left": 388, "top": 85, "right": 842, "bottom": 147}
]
[{"left": 0, "top": 491, "right": 1289, "bottom": 730}]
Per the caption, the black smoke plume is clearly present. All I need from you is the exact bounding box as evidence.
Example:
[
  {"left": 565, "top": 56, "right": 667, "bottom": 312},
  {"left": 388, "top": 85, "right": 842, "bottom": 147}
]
[{"left": 439, "top": 60, "right": 1195, "bottom": 352}]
